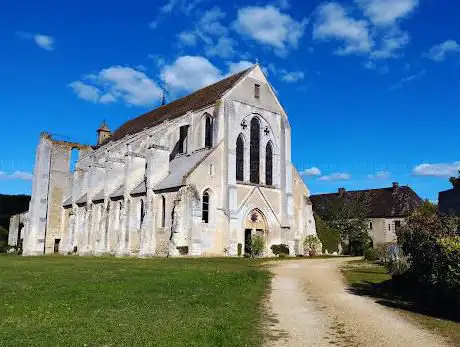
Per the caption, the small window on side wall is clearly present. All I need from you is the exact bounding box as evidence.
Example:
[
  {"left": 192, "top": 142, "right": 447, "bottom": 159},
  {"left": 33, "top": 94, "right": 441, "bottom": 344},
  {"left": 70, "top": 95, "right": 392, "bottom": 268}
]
[
  {"left": 179, "top": 125, "right": 188, "bottom": 154},
  {"left": 254, "top": 84, "right": 260, "bottom": 99}
]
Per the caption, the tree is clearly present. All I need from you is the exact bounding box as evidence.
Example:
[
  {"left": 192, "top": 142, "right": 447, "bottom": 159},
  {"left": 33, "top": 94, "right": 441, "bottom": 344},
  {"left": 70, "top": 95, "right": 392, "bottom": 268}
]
[
  {"left": 251, "top": 234, "right": 265, "bottom": 257},
  {"left": 0, "top": 226, "right": 8, "bottom": 253},
  {"left": 396, "top": 200, "right": 459, "bottom": 284},
  {"left": 449, "top": 170, "right": 460, "bottom": 188},
  {"left": 321, "top": 193, "right": 371, "bottom": 255},
  {"left": 314, "top": 213, "right": 340, "bottom": 253}
]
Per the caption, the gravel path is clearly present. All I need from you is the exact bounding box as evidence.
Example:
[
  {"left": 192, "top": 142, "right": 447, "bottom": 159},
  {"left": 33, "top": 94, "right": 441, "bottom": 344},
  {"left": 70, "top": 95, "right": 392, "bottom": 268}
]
[{"left": 264, "top": 257, "right": 448, "bottom": 347}]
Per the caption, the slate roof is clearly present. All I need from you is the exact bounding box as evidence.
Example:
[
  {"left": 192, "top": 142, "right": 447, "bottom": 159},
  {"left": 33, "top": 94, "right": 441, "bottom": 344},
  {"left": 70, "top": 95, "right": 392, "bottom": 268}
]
[
  {"left": 92, "top": 189, "right": 104, "bottom": 202},
  {"left": 310, "top": 184, "right": 423, "bottom": 219},
  {"left": 154, "top": 148, "right": 212, "bottom": 191},
  {"left": 62, "top": 196, "right": 72, "bottom": 207},
  {"left": 110, "top": 185, "right": 124, "bottom": 199},
  {"left": 75, "top": 194, "right": 87, "bottom": 205},
  {"left": 107, "top": 67, "right": 252, "bottom": 143},
  {"left": 131, "top": 181, "right": 146, "bottom": 195}
]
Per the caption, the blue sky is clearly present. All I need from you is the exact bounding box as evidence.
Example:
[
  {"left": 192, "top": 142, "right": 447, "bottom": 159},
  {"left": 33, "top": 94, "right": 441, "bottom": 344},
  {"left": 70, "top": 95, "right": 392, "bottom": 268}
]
[{"left": 0, "top": 0, "right": 459, "bottom": 200}]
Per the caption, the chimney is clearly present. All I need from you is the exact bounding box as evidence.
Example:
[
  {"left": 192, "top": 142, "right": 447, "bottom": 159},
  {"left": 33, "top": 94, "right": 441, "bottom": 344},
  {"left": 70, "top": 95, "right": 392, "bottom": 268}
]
[
  {"left": 97, "top": 121, "right": 112, "bottom": 145},
  {"left": 392, "top": 182, "right": 399, "bottom": 193},
  {"left": 338, "top": 187, "right": 345, "bottom": 197}
]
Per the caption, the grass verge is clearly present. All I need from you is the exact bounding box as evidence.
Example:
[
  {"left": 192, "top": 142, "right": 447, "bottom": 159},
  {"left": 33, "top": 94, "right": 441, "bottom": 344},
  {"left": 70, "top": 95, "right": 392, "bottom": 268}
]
[
  {"left": 341, "top": 260, "right": 460, "bottom": 345},
  {"left": 0, "top": 256, "right": 271, "bottom": 347}
]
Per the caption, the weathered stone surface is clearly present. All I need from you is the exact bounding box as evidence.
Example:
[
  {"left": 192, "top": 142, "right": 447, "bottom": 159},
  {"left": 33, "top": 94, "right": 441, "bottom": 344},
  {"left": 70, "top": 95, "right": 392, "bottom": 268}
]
[{"left": 13, "top": 65, "right": 318, "bottom": 258}]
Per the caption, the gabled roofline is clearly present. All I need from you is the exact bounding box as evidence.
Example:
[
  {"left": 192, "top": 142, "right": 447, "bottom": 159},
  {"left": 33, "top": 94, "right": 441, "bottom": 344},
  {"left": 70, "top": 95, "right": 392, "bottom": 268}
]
[{"left": 221, "top": 64, "right": 287, "bottom": 118}]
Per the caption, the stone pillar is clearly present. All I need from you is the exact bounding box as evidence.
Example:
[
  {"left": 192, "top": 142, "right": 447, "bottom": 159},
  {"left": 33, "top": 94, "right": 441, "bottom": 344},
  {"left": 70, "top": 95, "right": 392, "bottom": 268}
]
[
  {"left": 8, "top": 214, "right": 20, "bottom": 248},
  {"left": 23, "top": 134, "right": 53, "bottom": 256}
]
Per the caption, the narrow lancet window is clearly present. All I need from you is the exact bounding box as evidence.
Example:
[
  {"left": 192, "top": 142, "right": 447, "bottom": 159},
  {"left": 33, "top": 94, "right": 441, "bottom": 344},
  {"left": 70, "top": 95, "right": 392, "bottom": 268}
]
[
  {"left": 236, "top": 134, "right": 244, "bottom": 181},
  {"left": 202, "top": 190, "right": 210, "bottom": 223},
  {"left": 265, "top": 142, "right": 273, "bottom": 186},
  {"left": 250, "top": 118, "right": 260, "bottom": 184},
  {"left": 161, "top": 196, "right": 166, "bottom": 227},
  {"left": 205, "top": 115, "right": 213, "bottom": 148}
]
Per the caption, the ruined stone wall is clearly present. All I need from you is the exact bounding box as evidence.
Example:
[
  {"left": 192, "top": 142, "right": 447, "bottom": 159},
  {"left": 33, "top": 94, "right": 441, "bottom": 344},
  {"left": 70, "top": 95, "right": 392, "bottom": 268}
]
[
  {"left": 44, "top": 139, "right": 92, "bottom": 254},
  {"left": 7, "top": 212, "right": 27, "bottom": 248},
  {"left": 21, "top": 133, "right": 92, "bottom": 256}
]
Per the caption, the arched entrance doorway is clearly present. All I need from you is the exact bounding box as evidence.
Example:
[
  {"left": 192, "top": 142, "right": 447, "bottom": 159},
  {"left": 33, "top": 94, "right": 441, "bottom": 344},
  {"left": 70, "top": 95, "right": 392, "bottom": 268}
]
[{"left": 243, "top": 209, "right": 268, "bottom": 256}]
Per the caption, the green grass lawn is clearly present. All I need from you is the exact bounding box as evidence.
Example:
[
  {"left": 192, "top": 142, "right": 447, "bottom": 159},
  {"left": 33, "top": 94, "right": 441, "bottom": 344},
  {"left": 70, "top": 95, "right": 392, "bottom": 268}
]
[
  {"left": 341, "top": 260, "right": 460, "bottom": 345},
  {"left": 0, "top": 255, "right": 271, "bottom": 347}
]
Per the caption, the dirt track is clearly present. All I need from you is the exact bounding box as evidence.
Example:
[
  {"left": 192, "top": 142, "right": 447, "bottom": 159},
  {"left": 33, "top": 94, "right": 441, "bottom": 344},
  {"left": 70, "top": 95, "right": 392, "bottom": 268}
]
[{"left": 264, "top": 257, "right": 447, "bottom": 347}]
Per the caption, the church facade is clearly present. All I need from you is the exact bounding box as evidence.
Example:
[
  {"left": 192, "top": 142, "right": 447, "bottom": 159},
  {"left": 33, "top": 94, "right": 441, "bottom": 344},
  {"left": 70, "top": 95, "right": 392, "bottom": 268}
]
[{"left": 13, "top": 65, "right": 318, "bottom": 257}]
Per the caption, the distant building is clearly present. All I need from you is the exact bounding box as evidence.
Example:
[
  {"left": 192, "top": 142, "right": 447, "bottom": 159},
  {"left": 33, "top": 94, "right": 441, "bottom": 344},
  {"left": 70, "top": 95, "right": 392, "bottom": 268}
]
[
  {"left": 439, "top": 187, "right": 460, "bottom": 216},
  {"left": 310, "top": 183, "right": 423, "bottom": 245}
]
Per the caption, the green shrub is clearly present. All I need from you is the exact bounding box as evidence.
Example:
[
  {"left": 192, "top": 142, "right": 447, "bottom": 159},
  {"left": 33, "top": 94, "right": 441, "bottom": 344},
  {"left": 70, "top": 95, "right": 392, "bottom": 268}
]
[
  {"left": 396, "top": 201, "right": 459, "bottom": 286},
  {"left": 437, "top": 236, "right": 460, "bottom": 303},
  {"left": 270, "top": 244, "right": 289, "bottom": 256},
  {"left": 176, "top": 246, "right": 189, "bottom": 255},
  {"left": 314, "top": 213, "right": 340, "bottom": 252},
  {"left": 375, "top": 242, "right": 399, "bottom": 265},
  {"left": 237, "top": 243, "right": 242, "bottom": 257},
  {"left": 385, "top": 257, "right": 410, "bottom": 277},
  {"left": 364, "top": 247, "right": 378, "bottom": 261},
  {"left": 251, "top": 235, "right": 265, "bottom": 257},
  {"left": 303, "top": 235, "right": 321, "bottom": 256},
  {"left": 0, "top": 226, "right": 8, "bottom": 253}
]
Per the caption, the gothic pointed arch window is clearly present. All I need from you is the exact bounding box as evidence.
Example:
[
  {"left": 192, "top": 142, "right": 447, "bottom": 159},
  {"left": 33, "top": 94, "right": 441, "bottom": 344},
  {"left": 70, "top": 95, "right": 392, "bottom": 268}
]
[
  {"left": 205, "top": 114, "right": 213, "bottom": 148},
  {"left": 202, "top": 190, "right": 210, "bottom": 223},
  {"left": 265, "top": 141, "right": 273, "bottom": 186},
  {"left": 236, "top": 134, "right": 244, "bottom": 181},
  {"left": 250, "top": 117, "right": 260, "bottom": 184}
]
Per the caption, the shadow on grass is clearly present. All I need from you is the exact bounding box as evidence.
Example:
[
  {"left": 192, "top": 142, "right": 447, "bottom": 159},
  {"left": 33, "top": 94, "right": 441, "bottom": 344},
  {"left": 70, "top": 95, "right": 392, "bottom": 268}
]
[{"left": 347, "top": 277, "right": 460, "bottom": 323}]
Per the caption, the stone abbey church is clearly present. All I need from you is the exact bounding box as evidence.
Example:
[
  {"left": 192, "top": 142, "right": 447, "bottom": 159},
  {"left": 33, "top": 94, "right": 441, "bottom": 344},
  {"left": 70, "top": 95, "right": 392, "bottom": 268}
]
[{"left": 11, "top": 65, "right": 318, "bottom": 257}]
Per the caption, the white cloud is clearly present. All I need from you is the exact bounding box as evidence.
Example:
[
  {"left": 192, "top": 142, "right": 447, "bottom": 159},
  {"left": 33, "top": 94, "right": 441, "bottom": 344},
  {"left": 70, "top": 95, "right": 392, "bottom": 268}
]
[
  {"left": 69, "top": 81, "right": 104, "bottom": 103},
  {"left": 178, "top": 31, "right": 198, "bottom": 46},
  {"left": 17, "top": 31, "right": 55, "bottom": 50},
  {"left": 160, "top": 0, "right": 202, "bottom": 15},
  {"left": 300, "top": 167, "right": 321, "bottom": 176},
  {"left": 0, "top": 171, "right": 33, "bottom": 181},
  {"left": 147, "top": 54, "right": 166, "bottom": 68},
  {"left": 273, "top": 0, "right": 290, "bottom": 10},
  {"left": 425, "top": 40, "right": 460, "bottom": 62},
  {"left": 161, "top": 56, "right": 223, "bottom": 93},
  {"left": 178, "top": 8, "right": 237, "bottom": 58},
  {"left": 266, "top": 64, "right": 305, "bottom": 83},
  {"left": 367, "top": 171, "right": 391, "bottom": 180},
  {"left": 318, "top": 172, "right": 351, "bottom": 181},
  {"left": 205, "top": 37, "right": 236, "bottom": 58},
  {"left": 34, "top": 35, "right": 54, "bottom": 50},
  {"left": 227, "top": 60, "right": 253, "bottom": 75},
  {"left": 390, "top": 69, "right": 425, "bottom": 89},
  {"left": 412, "top": 162, "right": 460, "bottom": 177},
  {"left": 70, "top": 66, "right": 162, "bottom": 106},
  {"left": 148, "top": 21, "right": 158, "bottom": 29},
  {"left": 356, "top": 0, "right": 418, "bottom": 26},
  {"left": 234, "top": 5, "right": 307, "bottom": 56},
  {"left": 313, "top": 2, "right": 373, "bottom": 55},
  {"left": 280, "top": 71, "right": 304, "bottom": 83},
  {"left": 371, "top": 28, "right": 410, "bottom": 59},
  {"left": 160, "top": 0, "right": 178, "bottom": 13},
  {"left": 314, "top": 1, "right": 418, "bottom": 60}
]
